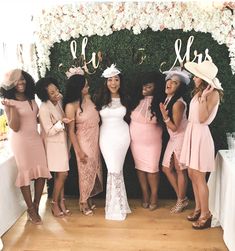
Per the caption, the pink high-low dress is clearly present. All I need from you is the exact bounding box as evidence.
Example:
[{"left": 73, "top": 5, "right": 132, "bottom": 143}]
[
  {"left": 180, "top": 95, "right": 219, "bottom": 172},
  {"left": 75, "top": 97, "right": 103, "bottom": 203},
  {"left": 5, "top": 100, "right": 51, "bottom": 187},
  {"left": 162, "top": 98, "right": 188, "bottom": 169},
  {"left": 130, "top": 96, "right": 162, "bottom": 173}
]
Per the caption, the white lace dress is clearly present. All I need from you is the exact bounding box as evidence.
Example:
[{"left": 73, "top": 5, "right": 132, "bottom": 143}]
[{"left": 99, "top": 98, "right": 131, "bottom": 221}]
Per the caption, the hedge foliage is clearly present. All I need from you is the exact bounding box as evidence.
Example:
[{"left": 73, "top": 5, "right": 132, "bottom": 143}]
[{"left": 47, "top": 29, "right": 235, "bottom": 198}]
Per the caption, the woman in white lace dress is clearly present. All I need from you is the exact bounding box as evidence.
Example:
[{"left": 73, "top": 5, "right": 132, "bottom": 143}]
[{"left": 95, "top": 64, "right": 131, "bottom": 221}]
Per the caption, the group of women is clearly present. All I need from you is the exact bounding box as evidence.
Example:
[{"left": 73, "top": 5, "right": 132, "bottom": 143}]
[{"left": 0, "top": 59, "right": 223, "bottom": 230}]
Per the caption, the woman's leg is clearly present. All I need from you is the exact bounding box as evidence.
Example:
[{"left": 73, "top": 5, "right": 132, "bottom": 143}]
[
  {"left": 33, "top": 177, "right": 46, "bottom": 217},
  {"left": 59, "top": 172, "right": 71, "bottom": 215},
  {"left": 51, "top": 172, "right": 67, "bottom": 216},
  {"left": 21, "top": 185, "right": 41, "bottom": 224},
  {"left": 174, "top": 154, "right": 188, "bottom": 200},
  {"left": 136, "top": 169, "right": 150, "bottom": 206},
  {"left": 188, "top": 169, "right": 201, "bottom": 211},
  {"left": 147, "top": 172, "right": 159, "bottom": 209},
  {"left": 193, "top": 171, "right": 209, "bottom": 217},
  {"left": 162, "top": 166, "right": 178, "bottom": 197}
]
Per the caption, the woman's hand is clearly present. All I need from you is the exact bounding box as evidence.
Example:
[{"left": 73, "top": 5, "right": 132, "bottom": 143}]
[
  {"left": 201, "top": 85, "right": 214, "bottom": 100},
  {"left": 77, "top": 151, "right": 88, "bottom": 164},
  {"left": 1, "top": 99, "right": 14, "bottom": 107},
  {"left": 62, "top": 117, "right": 74, "bottom": 124},
  {"left": 159, "top": 102, "right": 169, "bottom": 121}
]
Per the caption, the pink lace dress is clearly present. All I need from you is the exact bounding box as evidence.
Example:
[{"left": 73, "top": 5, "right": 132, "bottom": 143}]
[
  {"left": 130, "top": 96, "right": 162, "bottom": 173},
  {"left": 75, "top": 97, "right": 103, "bottom": 203},
  {"left": 180, "top": 95, "right": 219, "bottom": 172},
  {"left": 162, "top": 98, "right": 188, "bottom": 169}
]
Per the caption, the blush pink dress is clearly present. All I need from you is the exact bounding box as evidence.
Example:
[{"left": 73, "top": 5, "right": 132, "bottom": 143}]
[
  {"left": 5, "top": 100, "right": 51, "bottom": 187},
  {"left": 162, "top": 98, "right": 188, "bottom": 169},
  {"left": 75, "top": 97, "right": 103, "bottom": 203},
  {"left": 180, "top": 95, "right": 219, "bottom": 172},
  {"left": 130, "top": 96, "right": 162, "bottom": 173},
  {"left": 39, "top": 100, "right": 69, "bottom": 172}
]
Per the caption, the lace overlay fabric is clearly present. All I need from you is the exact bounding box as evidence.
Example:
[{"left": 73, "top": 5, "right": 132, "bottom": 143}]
[
  {"left": 131, "top": 96, "right": 157, "bottom": 124},
  {"left": 76, "top": 97, "right": 103, "bottom": 203},
  {"left": 107, "top": 98, "right": 122, "bottom": 109},
  {"left": 105, "top": 171, "right": 131, "bottom": 221}
]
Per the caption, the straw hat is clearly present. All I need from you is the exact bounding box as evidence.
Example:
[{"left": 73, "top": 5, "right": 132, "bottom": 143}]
[
  {"left": 0, "top": 69, "right": 22, "bottom": 91},
  {"left": 101, "top": 64, "right": 121, "bottom": 78},
  {"left": 184, "top": 61, "right": 223, "bottom": 90}
]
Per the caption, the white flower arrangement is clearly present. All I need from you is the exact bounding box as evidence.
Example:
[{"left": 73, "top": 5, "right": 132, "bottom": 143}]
[{"left": 33, "top": 2, "right": 235, "bottom": 77}]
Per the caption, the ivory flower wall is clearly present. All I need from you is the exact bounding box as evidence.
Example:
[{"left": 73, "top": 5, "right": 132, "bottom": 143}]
[{"left": 33, "top": 2, "right": 235, "bottom": 77}]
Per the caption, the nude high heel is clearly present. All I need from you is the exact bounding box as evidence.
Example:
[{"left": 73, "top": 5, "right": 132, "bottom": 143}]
[
  {"left": 60, "top": 198, "right": 71, "bottom": 216},
  {"left": 51, "top": 201, "right": 64, "bottom": 218},
  {"left": 27, "top": 206, "right": 42, "bottom": 225}
]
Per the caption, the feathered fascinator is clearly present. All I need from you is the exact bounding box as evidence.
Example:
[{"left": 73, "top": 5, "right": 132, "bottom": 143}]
[
  {"left": 163, "top": 67, "right": 191, "bottom": 85},
  {"left": 101, "top": 64, "right": 121, "bottom": 78},
  {"left": 65, "top": 66, "right": 84, "bottom": 79},
  {"left": 0, "top": 69, "right": 22, "bottom": 90}
]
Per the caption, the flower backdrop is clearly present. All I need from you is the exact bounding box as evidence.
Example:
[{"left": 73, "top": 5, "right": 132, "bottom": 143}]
[{"left": 34, "top": 2, "right": 235, "bottom": 77}]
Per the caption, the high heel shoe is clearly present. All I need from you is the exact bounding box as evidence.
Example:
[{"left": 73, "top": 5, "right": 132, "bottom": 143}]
[
  {"left": 88, "top": 198, "right": 96, "bottom": 210},
  {"left": 51, "top": 201, "right": 64, "bottom": 217},
  {"left": 187, "top": 209, "right": 201, "bottom": 221},
  {"left": 141, "top": 202, "right": 149, "bottom": 209},
  {"left": 192, "top": 212, "right": 212, "bottom": 230},
  {"left": 32, "top": 202, "right": 41, "bottom": 221},
  {"left": 79, "top": 203, "right": 93, "bottom": 216},
  {"left": 149, "top": 204, "right": 158, "bottom": 211},
  {"left": 27, "top": 206, "right": 42, "bottom": 225},
  {"left": 60, "top": 198, "right": 71, "bottom": 216},
  {"left": 171, "top": 197, "right": 189, "bottom": 214}
]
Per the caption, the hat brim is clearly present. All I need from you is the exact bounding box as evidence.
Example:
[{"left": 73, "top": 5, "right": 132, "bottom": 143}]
[{"left": 184, "top": 62, "right": 223, "bottom": 90}]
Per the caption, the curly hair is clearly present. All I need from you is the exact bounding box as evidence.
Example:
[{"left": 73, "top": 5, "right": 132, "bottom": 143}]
[
  {"left": 35, "top": 77, "right": 60, "bottom": 102},
  {"left": 63, "top": 74, "right": 86, "bottom": 112},
  {"left": 132, "top": 72, "right": 166, "bottom": 124},
  {"left": 0, "top": 70, "right": 35, "bottom": 100}
]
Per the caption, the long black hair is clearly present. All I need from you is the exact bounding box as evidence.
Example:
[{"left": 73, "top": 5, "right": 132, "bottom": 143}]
[
  {"left": 0, "top": 70, "right": 35, "bottom": 100},
  {"left": 132, "top": 72, "right": 166, "bottom": 123},
  {"left": 63, "top": 74, "right": 86, "bottom": 113},
  {"left": 94, "top": 73, "right": 130, "bottom": 111},
  {"left": 165, "top": 75, "right": 189, "bottom": 120}
]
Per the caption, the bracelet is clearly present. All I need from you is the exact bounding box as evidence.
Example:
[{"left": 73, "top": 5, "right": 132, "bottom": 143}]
[{"left": 164, "top": 117, "right": 170, "bottom": 123}]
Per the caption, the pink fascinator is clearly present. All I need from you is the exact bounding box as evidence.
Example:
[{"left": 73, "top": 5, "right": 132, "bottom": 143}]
[
  {"left": 0, "top": 69, "right": 22, "bottom": 90},
  {"left": 65, "top": 66, "right": 84, "bottom": 79}
]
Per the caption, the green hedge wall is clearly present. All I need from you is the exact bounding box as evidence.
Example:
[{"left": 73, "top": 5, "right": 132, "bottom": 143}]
[{"left": 47, "top": 29, "right": 235, "bottom": 198}]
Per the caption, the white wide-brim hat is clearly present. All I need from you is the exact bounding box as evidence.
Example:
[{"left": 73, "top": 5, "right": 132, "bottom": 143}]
[
  {"left": 101, "top": 64, "right": 121, "bottom": 78},
  {"left": 184, "top": 61, "right": 223, "bottom": 90},
  {"left": 163, "top": 67, "right": 191, "bottom": 85},
  {"left": 0, "top": 69, "right": 22, "bottom": 90}
]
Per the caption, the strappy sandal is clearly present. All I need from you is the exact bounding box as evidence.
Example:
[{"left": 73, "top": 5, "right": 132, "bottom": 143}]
[
  {"left": 149, "top": 204, "right": 158, "bottom": 211},
  {"left": 171, "top": 197, "right": 189, "bottom": 213},
  {"left": 27, "top": 206, "right": 42, "bottom": 225},
  {"left": 192, "top": 212, "right": 212, "bottom": 230},
  {"left": 141, "top": 202, "right": 149, "bottom": 209},
  {"left": 51, "top": 201, "right": 65, "bottom": 218},
  {"left": 88, "top": 198, "right": 96, "bottom": 210},
  {"left": 80, "top": 203, "right": 93, "bottom": 216},
  {"left": 187, "top": 209, "right": 201, "bottom": 221},
  {"left": 60, "top": 198, "right": 71, "bottom": 216}
]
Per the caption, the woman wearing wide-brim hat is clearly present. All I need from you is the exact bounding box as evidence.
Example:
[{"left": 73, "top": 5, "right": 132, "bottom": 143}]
[{"left": 180, "top": 60, "right": 223, "bottom": 229}]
